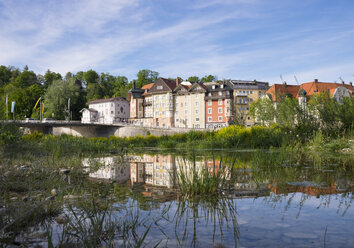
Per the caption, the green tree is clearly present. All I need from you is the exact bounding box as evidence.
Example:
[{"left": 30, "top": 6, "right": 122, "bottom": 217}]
[
  {"left": 14, "top": 70, "right": 38, "bottom": 88},
  {"left": 276, "top": 97, "right": 301, "bottom": 127},
  {"left": 136, "top": 69, "right": 159, "bottom": 88},
  {"left": 112, "top": 76, "right": 129, "bottom": 97},
  {"left": 44, "top": 69, "right": 62, "bottom": 88},
  {"left": 0, "top": 65, "right": 12, "bottom": 87},
  {"left": 308, "top": 92, "right": 339, "bottom": 134},
  {"left": 1, "top": 83, "right": 42, "bottom": 119},
  {"left": 337, "top": 97, "right": 354, "bottom": 132},
  {"left": 83, "top": 70, "right": 100, "bottom": 100},
  {"left": 201, "top": 75, "right": 217, "bottom": 83},
  {"left": 187, "top": 76, "right": 199, "bottom": 82},
  {"left": 249, "top": 97, "right": 276, "bottom": 126},
  {"left": 44, "top": 79, "right": 83, "bottom": 120}
]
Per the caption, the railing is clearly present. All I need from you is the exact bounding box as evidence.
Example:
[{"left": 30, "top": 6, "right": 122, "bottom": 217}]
[{"left": 235, "top": 92, "right": 248, "bottom": 97}]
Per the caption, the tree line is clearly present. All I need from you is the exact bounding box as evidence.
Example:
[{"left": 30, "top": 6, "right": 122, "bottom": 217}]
[
  {"left": 249, "top": 92, "right": 354, "bottom": 137},
  {"left": 0, "top": 65, "right": 216, "bottom": 120}
]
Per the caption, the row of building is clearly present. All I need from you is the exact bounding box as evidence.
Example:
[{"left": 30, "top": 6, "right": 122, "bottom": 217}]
[{"left": 81, "top": 77, "right": 353, "bottom": 129}]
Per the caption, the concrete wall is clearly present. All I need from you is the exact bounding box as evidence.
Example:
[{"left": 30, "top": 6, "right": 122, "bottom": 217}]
[
  {"left": 53, "top": 126, "right": 119, "bottom": 138},
  {"left": 26, "top": 124, "right": 206, "bottom": 138},
  {"left": 115, "top": 126, "right": 196, "bottom": 138}
]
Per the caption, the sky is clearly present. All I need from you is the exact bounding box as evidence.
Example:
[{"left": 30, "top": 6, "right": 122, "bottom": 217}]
[{"left": 1, "top": 0, "right": 354, "bottom": 84}]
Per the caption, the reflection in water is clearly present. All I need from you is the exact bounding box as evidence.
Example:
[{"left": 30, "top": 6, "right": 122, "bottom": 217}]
[
  {"left": 81, "top": 152, "right": 354, "bottom": 247},
  {"left": 83, "top": 153, "right": 353, "bottom": 198},
  {"left": 82, "top": 157, "right": 130, "bottom": 183}
]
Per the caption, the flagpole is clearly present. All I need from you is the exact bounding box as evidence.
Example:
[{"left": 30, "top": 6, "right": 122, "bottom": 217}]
[{"left": 6, "top": 94, "right": 8, "bottom": 120}]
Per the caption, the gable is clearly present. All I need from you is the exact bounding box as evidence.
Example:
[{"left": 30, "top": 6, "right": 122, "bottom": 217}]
[{"left": 149, "top": 78, "right": 175, "bottom": 93}]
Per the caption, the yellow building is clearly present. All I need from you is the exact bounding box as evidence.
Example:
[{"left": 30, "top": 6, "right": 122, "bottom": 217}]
[
  {"left": 225, "top": 80, "right": 269, "bottom": 126},
  {"left": 173, "top": 82, "right": 207, "bottom": 129}
]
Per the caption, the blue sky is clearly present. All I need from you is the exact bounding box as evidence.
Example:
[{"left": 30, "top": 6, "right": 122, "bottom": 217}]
[{"left": 1, "top": 0, "right": 354, "bottom": 84}]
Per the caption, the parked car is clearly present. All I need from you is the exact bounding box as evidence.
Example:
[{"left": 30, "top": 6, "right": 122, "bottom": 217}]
[
  {"left": 25, "top": 118, "right": 39, "bottom": 123},
  {"left": 42, "top": 118, "right": 56, "bottom": 123}
]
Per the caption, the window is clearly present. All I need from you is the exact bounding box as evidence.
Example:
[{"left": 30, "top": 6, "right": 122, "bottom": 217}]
[
  {"left": 111, "top": 111, "right": 113, "bottom": 114},
  {"left": 226, "top": 91, "right": 230, "bottom": 96},
  {"left": 208, "top": 93, "right": 211, "bottom": 96},
  {"left": 218, "top": 116, "right": 222, "bottom": 121},
  {"left": 250, "top": 91, "right": 253, "bottom": 94},
  {"left": 196, "top": 102, "right": 199, "bottom": 106},
  {"left": 208, "top": 117, "right": 212, "bottom": 122},
  {"left": 196, "top": 94, "right": 199, "bottom": 98},
  {"left": 176, "top": 119, "right": 179, "bottom": 122},
  {"left": 208, "top": 100, "right": 212, "bottom": 106},
  {"left": 208, "top": 108, "right": 212, "bottom": 114},
  {"left": 196, "top": 110, "right": 199, "bottom": 114},
  {"left": 157, "top": 85, "right": 163, "bottom": 90},
  {"left": 218, "top": 107, "right": 222, "bottom": 113},
  {"left": 185, "top": 110, "right": 188, "bottom": 114},
  {"left": 196, "top": 117, "right": 200, "bottom": 122},
  {"left": 176, "top": 103, "right": 178, "bottom": 107},
  {"left": 218, "top": 91, "right": 222, "bottom": 96},
  {"left": 185, "top": 102, "right": 188, "bottom": 106},
  {"left": 162, "top": 111, "right": 166, "bottom": 115},
  {"left": 218, "top": 99, "right": 222, "bottom": 105},
  {"left": 248, "top": 117, "right": 251, "bottom": 120}
]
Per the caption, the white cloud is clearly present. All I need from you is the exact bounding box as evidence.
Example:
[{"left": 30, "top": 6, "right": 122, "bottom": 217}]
[{"left": 0, "top": 0, "right": 354, "bottom": 84}]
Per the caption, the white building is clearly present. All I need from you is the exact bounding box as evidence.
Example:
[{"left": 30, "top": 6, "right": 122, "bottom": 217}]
[{"left": 81, "top": 97, "right": 130, "bottom": 124}]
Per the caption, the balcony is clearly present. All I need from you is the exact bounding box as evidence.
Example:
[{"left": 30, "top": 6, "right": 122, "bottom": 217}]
[
  {"left": 204, "top": 95, "right": 232, "bottom": 100},
  {"left": 235, "top": 92, "right": 248, "bottom": 97}
]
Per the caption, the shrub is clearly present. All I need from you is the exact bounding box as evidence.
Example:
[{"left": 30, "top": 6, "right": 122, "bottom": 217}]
[{"left": 0, "top": 122, "right": 22, "bottom": 144}]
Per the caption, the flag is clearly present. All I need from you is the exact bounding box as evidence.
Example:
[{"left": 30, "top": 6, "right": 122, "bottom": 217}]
[
  {"left": 34, "top": 97, "right": 41, "bottom": 110},
  {"left": 11, "top": 101, "right": 15, "bottom": 113},
  {"left": 42, "top": 103, "right": 44, "bottom": 114}
]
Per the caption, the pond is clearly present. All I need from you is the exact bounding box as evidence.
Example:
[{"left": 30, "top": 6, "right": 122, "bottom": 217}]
[{"left": 0, "top": 149, "right": 353, "bottom": 247}]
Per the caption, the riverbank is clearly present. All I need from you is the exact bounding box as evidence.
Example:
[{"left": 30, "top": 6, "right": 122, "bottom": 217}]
[{"left": 1, "top": 124, "right": 351, "bottom": 155}]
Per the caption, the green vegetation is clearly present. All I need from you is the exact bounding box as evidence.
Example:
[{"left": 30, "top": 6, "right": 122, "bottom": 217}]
[
  {"left": 250, "top": 92, "right": 354, "bottom": 137},
  {"left": 1, "top": 64, "right": 219, "bottom": 121}
]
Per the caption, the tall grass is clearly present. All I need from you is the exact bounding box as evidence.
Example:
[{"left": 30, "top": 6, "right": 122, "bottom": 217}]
[{"left": 175, "top": 153, "right": 229, "bottom": 197}]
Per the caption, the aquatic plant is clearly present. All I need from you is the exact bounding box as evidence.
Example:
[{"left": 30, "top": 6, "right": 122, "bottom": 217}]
[{"left": 175, "top": 153, "right": 228, "bottom": 197}]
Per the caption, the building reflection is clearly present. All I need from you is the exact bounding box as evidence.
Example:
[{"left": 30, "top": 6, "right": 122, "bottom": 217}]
[
  {"left": 83, "top": 154, "right": 353, "bottom": 198},
  {"left": 82, "top": 157, "right": 130, "bottom": 183}
]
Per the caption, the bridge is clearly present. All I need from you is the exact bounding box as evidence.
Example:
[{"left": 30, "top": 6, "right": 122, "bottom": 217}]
[{"left": 2, "top": 120, "right": 194, "bottom": 138}]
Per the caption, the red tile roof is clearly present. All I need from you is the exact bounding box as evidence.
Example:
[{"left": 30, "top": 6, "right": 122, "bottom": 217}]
[
  {"left": 267, "top": 80, "right": 354, "bottom": 101},
  {"left": 141, "top": 83, "right": 154, "bottom": 90},
  {"left": 266, "top": 84, "right": 300, "bottom": 101}
]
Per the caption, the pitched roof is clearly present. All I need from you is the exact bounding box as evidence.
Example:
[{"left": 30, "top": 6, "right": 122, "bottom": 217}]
[
  {"left": 141, "top": 83, "right": 154, "bottom": 90},
  {"left": 266, "top": 84, "right": 300, "bottom": 101},
  {"left": 297, "top": 81, "right": 354, "bottom": 98},
  {"left": 267, "top": 80, "right": 354, "bottom": 101},
  {"left": 160, "top": 78, "right": 176, "bottom": 90},
  {"left": 88, "top": 97, "right": 128, "bottom": 104}
]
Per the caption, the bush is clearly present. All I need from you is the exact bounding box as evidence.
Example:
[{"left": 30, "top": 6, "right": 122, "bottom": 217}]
[{"left": 0, "top": 122, "right": 22, "bottom": 144}]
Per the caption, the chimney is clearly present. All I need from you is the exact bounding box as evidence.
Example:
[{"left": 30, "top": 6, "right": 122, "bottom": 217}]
[
  {"left": 176, "top": 77, "right": 181, "bottom": 86},
  {"left": 350, "top": 82, "right": 353, "bottom": 86},
  {"left": 132, "top": 81, "right": 136, "bottom": 89},
  {"left": 342, "top": 80, "right": 345, "bottom": 85},
  {"left": 314, "top": 79, "right": 318, "bottom": 83}
]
